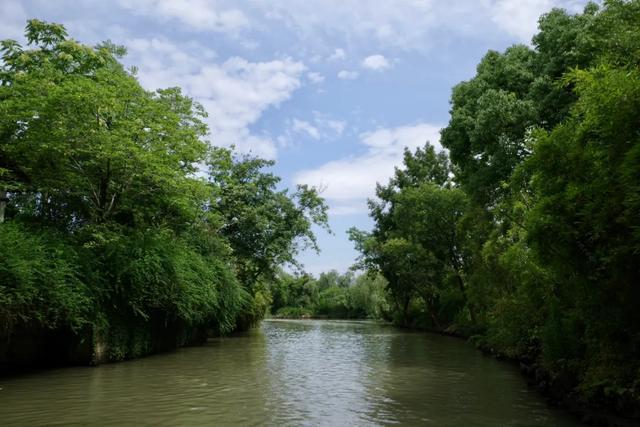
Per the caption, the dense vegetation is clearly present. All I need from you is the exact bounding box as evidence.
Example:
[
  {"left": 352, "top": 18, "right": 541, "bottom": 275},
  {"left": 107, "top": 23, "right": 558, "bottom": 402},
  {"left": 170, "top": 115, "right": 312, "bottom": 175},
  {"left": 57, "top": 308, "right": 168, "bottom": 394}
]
[
  {"left": 269, "top": 270, "right": 389, "bottom": 319},
  {"left": 0, "top": 21, "right": 328, "bottom": 363},
  {"left": 350, "top": 0, "right": 640, "bottom": 417}
]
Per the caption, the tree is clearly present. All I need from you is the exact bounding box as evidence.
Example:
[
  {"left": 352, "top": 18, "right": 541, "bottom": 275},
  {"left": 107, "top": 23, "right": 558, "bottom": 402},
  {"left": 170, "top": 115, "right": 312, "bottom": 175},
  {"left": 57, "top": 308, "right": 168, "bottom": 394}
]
[
  {"left": 522, "top": 63, "right": 640, "bottom": 390},
  {"left": 351, "top": 3, "right": 640, "bottom": 413},
  {"left": 394, "top": 183, "right": 473, "bottom": 322},
  {"left": 207, "top": 148, "right": 329, "bottom": 288},
  {"left": 350, "top": 143, "right": 471, "bottom": 327},
  {"left": 0, "top": 20, "right": 330, "bottom": 364},
  {"left": 440, "top": 45, "right": 539, "bottom": 207},
  {"left": 434, "top": 0, "right": 640, "bottom": 410},
  {"left": 0, "top": 21, "right": 209, "bottom": 229}
]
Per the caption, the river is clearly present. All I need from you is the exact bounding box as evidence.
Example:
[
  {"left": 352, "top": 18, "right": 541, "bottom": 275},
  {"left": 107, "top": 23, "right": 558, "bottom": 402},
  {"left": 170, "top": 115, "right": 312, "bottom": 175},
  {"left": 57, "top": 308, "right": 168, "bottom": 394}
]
[{"left": 0, "top": 319, "right": 579, "bottom": 426}]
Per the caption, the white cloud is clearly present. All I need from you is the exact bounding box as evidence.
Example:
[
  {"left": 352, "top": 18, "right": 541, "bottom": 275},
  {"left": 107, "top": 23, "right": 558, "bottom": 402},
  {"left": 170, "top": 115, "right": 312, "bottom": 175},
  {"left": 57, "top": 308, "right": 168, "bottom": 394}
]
[
  {"left": 239, "top": 39, "right": 260, "bottom": 50},
  {"left": 337, "top": 70, "right": 359, "bottom": 80},
  {"left": 325, "top": 120, "right": 346, "bottom": 135},
  {"left": 117, "top": 0, "right": 250, "bottom": 35},
  {"left": 486, "top": 0, "right": 550, "bottom": 42},
  {"left": 307, "top": 71, "right": 325, "bottom": 84},
  {"left": 4, "top": 0, "right": 591, "bottom": 59},
  {"left": 294, "top": 123, "right": 442, "bottom": 215},
  {"left": 254, "top": 1, "right": 437, "bottom": 51},
  {"left": 125, "top": 38, "right": 306, "bottom": 159},
  {"left": 281, "top": 113, "right": 346, "bottom": 146},
  {"left": 245, "top": 0, "right": 588, "bottom": 50},
  {"left": 483, "top": 0, "right": 586, "bottom": 42},
  {"left": 237, "top": 134, "right": 278, "bottom": 160},
  {"left": 327, "top": 48, "right": 346, "bottom": 61},
  {"left": 361, "top": 54, "right": 391, "bottom": 71},
  {"left": 312, "top": 112, "right": 347, "bottom": 136},
  {"left": 125, "top": 37, "right": 217, "bottom": 75},
  {"left": 292, "top": 119, "right": 321, "bottom": 139}
]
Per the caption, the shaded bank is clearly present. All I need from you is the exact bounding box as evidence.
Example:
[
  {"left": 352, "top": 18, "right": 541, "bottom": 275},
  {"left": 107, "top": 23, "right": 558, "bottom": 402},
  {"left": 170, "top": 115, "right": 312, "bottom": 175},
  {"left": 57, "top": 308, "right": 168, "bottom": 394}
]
[
  {"left": 0, "top": 319, "right": 208, "bottom": 372},
  {"left": 380, "top": 321, "right": 640, "bottom": 427}
]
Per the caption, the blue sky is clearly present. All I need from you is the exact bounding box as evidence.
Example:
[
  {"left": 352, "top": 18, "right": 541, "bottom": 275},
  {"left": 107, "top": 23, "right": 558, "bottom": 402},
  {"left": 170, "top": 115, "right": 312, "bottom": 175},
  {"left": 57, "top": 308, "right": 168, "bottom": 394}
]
[{"left": 1, "top": 0, "right": 589, "bottom": 275}]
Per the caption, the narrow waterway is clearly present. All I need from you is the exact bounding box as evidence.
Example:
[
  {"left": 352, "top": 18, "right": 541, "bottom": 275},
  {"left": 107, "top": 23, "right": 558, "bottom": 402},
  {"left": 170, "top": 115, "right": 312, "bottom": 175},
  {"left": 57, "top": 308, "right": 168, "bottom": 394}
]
[{"left": 0, "top": 319, "right": 579, "bottom": 426}]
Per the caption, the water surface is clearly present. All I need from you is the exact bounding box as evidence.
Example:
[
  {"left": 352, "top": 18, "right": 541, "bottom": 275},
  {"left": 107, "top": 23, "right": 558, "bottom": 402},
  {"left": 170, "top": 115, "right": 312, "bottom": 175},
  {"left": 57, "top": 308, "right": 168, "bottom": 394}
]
[{"left": 0, "top": 319, "right": 579, "bottom": 426}]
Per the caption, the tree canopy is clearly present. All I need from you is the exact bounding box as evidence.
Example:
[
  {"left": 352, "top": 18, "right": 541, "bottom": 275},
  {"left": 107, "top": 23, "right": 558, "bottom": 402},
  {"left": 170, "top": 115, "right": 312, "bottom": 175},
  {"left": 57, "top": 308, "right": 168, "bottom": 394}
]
[
  {"left": 351, "top": 0, "right": 640, "bottom": 415},
  {"left": 0, "top": 20, "right": 328, "bottom": 361}
]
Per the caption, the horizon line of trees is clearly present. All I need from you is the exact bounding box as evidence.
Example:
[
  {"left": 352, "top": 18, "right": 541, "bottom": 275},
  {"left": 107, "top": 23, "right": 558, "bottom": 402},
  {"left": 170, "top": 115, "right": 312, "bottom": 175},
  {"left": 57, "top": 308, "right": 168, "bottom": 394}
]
[{"left": 268, "top": 269, "right": 389, "bottom": 320}]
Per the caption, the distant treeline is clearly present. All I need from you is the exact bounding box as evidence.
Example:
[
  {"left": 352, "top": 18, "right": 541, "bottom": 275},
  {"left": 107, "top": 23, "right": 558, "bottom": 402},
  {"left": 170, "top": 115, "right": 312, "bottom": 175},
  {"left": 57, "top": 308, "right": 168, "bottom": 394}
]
[
  {"left": 348, "top": 0, "right": 640, "bottom": 419},
  {"left": 269, "top": 270, "right": 389, "bottom": 319},
  {"left": 0, "top": 21, "right": 328, "bottom": 365}
]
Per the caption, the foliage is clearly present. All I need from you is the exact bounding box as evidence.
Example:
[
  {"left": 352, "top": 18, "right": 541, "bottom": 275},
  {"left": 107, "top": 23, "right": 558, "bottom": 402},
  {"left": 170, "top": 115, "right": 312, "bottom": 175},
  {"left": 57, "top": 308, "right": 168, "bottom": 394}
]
[
  {"left": 0, "top": 222, "right": 90, "bottom": 335},
  {"left": 349, "top": 143, "right": 470, "bottom": 327},
  {"left": 0, "top": 20, "right": 327, "bottom": 362},
  {"left": 523, "top": 62, "right": 640, "bottom": 400},
  {"left": 269, "top": 270, "right": 389, "bottom": 320},
  {"left": 207, "top": 148, "right": 329, "bottom": 288},
  {"left": 351, "top": 0, "right": 640, "bottom": 414}
]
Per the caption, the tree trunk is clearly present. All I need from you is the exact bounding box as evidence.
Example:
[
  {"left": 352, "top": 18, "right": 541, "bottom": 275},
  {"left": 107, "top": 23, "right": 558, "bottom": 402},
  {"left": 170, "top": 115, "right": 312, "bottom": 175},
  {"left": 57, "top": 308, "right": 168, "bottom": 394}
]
[
  {"left": 0, "top": 190, "right": 7, "bottom": 223},
  {"left": 402, "top": 297, "right": 410, "bottom": 327},
  {"left": 450, "top": 248, "right": 477, "bottom": 325},
  {"left": 427, "top": 301, "right": 442, "bottom": 330},
  {"left": 454, "top": 273, "right": 476, "bottom": 324}
]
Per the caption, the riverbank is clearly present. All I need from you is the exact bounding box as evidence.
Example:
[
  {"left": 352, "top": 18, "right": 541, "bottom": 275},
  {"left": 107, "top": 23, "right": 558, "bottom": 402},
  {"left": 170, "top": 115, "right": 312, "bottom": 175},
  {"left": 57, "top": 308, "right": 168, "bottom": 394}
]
[
  {"left": 0, "top": 319, "right": 211, "bottom": 374},
  {"left": 515, "top": 360, "right": 640, "bottom": 427},
  {"left": 413, "top": 323, "right": 640, "bottom": 427}
]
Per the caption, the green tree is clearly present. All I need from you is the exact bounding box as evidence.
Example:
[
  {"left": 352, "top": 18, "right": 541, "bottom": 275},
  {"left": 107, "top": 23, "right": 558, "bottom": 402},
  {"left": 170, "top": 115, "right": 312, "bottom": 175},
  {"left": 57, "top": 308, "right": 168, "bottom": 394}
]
[
  {"left": 522, "top": 63, "right": 640, "bottom": 395},
  {"left": 350, "top": 143, "right": 471, "bottom": 327},
  {"left": 0, "top": 20, "right": 329, "bottom": 364},
  {"left": 206, "top": 148, "right": 329, "bottom": 327},
  {"left": 0, "top": 21, "right": 208, "bottom": 229},
  {"left": 207, "top": 148, "right": 329, "bottom": 287}
]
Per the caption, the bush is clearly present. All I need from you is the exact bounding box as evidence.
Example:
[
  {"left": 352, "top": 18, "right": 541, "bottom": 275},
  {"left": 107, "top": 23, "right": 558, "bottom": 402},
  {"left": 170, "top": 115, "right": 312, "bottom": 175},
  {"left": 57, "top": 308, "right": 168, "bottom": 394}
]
[{"left": 0, "top": 222, "right": 91, "bottom": 336}]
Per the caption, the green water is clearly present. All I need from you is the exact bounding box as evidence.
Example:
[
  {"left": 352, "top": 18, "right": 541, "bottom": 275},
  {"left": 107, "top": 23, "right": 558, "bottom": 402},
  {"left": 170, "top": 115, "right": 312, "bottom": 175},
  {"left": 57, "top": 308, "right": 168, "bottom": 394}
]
[{"left": 0, "top": 319, "right": 579, "bottom": 426}]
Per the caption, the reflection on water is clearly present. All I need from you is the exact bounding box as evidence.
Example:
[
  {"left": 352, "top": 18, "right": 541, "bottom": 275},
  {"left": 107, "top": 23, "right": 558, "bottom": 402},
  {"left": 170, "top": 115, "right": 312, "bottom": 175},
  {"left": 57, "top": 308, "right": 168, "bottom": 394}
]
[{"left": 0, "top": 320, "right": 579, "bottom": 426}]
